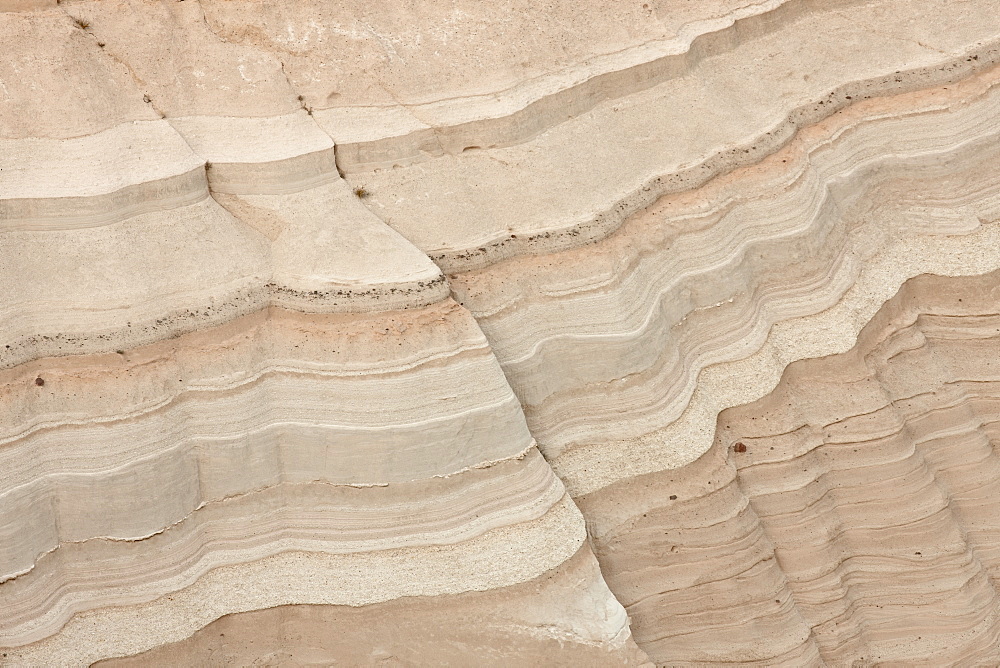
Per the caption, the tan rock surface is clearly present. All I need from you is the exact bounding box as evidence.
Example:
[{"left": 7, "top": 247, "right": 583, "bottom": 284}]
[
  {"left": 579, "top": 271, "right": 1000, "bottom": 665},
  {"left": 96, "top": 547, "right": 650, "bottom": 667},
  {"left": 2, "top": 0, "right": 1000, "bottom": 665}
]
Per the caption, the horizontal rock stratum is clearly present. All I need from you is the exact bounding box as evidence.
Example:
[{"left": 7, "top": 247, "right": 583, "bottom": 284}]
[{"left": 2, "top": 0, "right": 999, "bottom": 665}]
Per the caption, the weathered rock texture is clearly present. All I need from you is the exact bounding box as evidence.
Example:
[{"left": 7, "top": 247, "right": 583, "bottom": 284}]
[
  {"left": 581, "top": 270, "right": 1000, "bottom": 665},
  {"left": 1, "top": 0, "right": 999, "bottom": 665}
]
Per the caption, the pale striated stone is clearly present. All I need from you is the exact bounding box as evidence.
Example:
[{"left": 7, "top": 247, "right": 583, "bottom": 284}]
[{"left": 2, "top": 0, "right": 999, "bottom": 665}]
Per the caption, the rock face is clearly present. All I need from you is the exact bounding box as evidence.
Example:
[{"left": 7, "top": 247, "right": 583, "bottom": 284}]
[
  {"left": 1, "top": 0, "right": 998, "bottom": 665},
  {"left": 580, "top": 271, "right": 1000, "bottom": 665}
]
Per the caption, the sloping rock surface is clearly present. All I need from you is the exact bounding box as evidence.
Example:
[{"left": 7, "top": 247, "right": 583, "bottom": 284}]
[{"left": 2, "top": 0, "right": 999, "bottom": 665}]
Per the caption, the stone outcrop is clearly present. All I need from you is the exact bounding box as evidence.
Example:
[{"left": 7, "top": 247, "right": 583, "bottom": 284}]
[
  {"left": 580, "top": 271, "right": 1000, "bottom": 665},
  {"left": 2, "top": 0, "right": 999, "bottom": 665}
]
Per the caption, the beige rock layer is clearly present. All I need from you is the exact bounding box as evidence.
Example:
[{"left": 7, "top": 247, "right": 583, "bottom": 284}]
[
  {"left": 359, "top": 0, "right": 1000, "bottom": 269},
  {"left": 579, "top": 270, "right": 1000, "bottom": 665},
  {"left": 96, "top": 546, "right": 651, "bottom": 667},
  {"left": 0, "top": 4, "right": 450, "bottom": 371},
  {"left": 4, "top": 0, "right": 1000, "bottom": 664},
  {"left": 453, "top": 62, "right": 1000, "bottom": 496},
  {"left": 0, "top": 4, "right": 638, "bottom": 660},
  {"left": 1, "top": 303, "right": 532, "bottom": 579},
  {"left": 0, "top": 300, "right": 639, "bottom": 663},
  {"left": 197, "top": 0, "right": 797, "bottom": 171}
]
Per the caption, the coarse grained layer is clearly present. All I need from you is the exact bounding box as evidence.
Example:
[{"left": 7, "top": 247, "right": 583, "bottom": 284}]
[
  {"left": 0, "top": 454, "right": 565, "bottom": 648},
  {"left": 4, "top": 496, "right": 621, "bottom": 665},
  {"left": 95, "top": 546, "right": 650, "bottom": 667}
]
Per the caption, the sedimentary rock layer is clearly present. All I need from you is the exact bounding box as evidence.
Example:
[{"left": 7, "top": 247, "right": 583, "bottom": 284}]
[
  {"left": 453, "top": 62, "right": 1000, "bottom": 497},
  {"left": 96, "top": 546, "right": 649, "bottom": 667},
  {"left": 579, "top": 270, "right": 1000, "bottom": 665},
  {"left": 0, "top": 4, "right": 641, "bottom": 662},
  {"left": 4, "top": 0, "right": 1000, "bottom": 664},
  {"left": 0, "top": 292, "right": 640, "bottom": 663},
  {"left": 359, "top": 0, "right": 1000, "bottom": 269},
  {"left": 0, "top": 300, "right": 600, "bottom": 660}
]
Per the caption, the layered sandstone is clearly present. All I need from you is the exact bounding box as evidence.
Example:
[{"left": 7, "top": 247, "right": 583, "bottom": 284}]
[
  {"left": 580, "top": 271, "right": 1000, "bottom": 665},
  {"left": 2, "top": 0, "right": 999, "bottom": 665}
]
